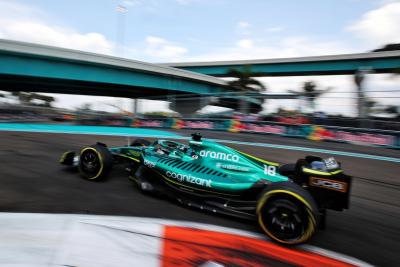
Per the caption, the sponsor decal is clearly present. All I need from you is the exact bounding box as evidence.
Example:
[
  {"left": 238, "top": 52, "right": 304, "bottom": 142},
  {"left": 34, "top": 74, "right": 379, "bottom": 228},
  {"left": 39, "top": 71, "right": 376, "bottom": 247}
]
[
  {"left": 144, "top": 159, "right": 156, "bottom": 168},
  {"left": 133, "top": 119, "right": 164, "bottom": 127},
  {"left": 309, "top": 177, "right": 347, "bottom": 192},
  {"left": 171, "top": 119, "right": 184, "bottom": 129},
  {"left": 264, "top": 165, "right": 277, "bottom": 176},
  {"left": 138, "top": 120, "right": 163, "bottom": 127},
  {"left": 216, "top": 163, "right": 249, "bottom": 172},
  {"left": 242, "top": 123, "right": 286, "bottom": 134},
  {"left": 308, "top": 126, "right": 396, "bottom": 146},
  {"left": 228, "top": 119, "right": 242, "bottom": 133},
  {"left": 199, "top": 150, "right": 240, "bottom": 162},
  {"left": 184, "top": 121, "right": 214, "bottom": 129},
  {"left": 335, "top": 131, "right": 395, "bottom": 146},
  {"left": 308, "top": 126, "right": 335, "bottom": 141},
  {"left": 166, "top": 171, "right": 212, "bottom": 188}
]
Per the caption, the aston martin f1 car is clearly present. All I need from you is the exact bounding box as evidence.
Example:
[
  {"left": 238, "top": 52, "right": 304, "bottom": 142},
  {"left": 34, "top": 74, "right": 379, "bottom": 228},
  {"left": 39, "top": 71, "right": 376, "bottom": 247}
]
[{"left": 60, "top": 133, "right": 351, "bottom": 245}]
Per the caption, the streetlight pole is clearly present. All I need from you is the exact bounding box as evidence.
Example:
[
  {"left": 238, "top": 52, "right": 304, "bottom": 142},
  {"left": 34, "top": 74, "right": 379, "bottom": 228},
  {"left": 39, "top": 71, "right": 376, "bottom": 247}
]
[
  {"left": 116, "top": 4, "right": 138, "bottom": 118},
  {"left": 116, "top": 5, "right": 127, "bottom": 56}
]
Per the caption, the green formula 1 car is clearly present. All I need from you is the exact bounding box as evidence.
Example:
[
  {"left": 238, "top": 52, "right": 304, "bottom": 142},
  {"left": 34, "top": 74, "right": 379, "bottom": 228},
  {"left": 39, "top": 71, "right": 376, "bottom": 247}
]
[{"left": 60, "top": 133, "right": 351, "bottom": 245}]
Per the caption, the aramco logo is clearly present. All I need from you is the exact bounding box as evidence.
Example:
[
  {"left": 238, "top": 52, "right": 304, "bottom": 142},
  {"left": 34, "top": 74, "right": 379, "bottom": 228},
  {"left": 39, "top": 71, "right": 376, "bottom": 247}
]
[{"left": 199, "top": 150, "right": 240, "bottom": 162}]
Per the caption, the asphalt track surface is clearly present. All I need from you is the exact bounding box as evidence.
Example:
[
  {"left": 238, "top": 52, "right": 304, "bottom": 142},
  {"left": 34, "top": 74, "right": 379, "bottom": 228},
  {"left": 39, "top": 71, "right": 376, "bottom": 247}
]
[{"left": 0, "top": 130, "right": 399, "bottom": 266}]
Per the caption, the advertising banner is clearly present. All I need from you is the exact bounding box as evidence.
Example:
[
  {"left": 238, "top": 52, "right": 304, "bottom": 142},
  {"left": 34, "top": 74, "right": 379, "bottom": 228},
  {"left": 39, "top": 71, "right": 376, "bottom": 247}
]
[{"left": 78, "top": 118, "right": 400, "bottom": 149}]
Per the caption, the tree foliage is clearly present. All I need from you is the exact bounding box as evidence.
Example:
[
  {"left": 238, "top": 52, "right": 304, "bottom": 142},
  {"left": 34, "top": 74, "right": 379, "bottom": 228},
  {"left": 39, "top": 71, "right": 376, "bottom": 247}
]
[
  {"left": 372, "top": 43, "right": 400, "bottom": 52},
  {"left": 222, "top": 67, "right": 266, "bottom": 114},
  {"left": 12, "top": 91, "right": 55, "bottom": 107},
  {"left": 227, "top": 67, "right": 266, "bottom": 92}
]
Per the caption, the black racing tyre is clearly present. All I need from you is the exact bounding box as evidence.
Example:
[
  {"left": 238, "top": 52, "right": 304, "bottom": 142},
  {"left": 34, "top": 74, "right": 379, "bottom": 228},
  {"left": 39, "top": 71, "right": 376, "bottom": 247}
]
[
  {"left": 131, "top": 139, "right": 151, "bottom": 147},
  {"left": 79, "top": 144, "right": 113, "bottom": 180},
  {"left": 256, "top": 182, "right": 319, "bottom": 245}
]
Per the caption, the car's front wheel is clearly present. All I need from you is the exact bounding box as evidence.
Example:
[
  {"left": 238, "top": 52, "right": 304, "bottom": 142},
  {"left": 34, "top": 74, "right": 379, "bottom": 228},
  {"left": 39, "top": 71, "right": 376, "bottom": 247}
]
[
  {"left": 79, "top": 144, "right": 112, "bottom": 180},
  {"left": 257, "top": 183, "right": 318, "bottom": 245}
]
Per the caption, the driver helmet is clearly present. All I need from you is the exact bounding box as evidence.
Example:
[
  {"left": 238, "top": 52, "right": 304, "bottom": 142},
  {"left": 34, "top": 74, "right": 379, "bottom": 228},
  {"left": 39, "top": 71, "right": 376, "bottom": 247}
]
[{"left": 310, "top": 161, "right": 327, "bottom": 171}]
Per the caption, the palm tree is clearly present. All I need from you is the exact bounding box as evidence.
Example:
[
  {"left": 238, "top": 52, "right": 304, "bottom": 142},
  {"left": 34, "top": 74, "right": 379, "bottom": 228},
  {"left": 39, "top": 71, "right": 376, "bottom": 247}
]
[
  {"left": 224, "top": 67, "right": 266, "bottom": 114},
  {"left": 10, "top": 91, "right": 55, "bottom": 107},
  {"left": 303, "top": 81, "right": 332, "bottom": 110},
  {"left": 227, "top": 67, "right": 266, "bottom": 92},
  {"left": 391, "top": 68, "right": 400, "bottom": 79},
  {"left": 290, "top": 81, "right": 331, "bottom": 112},
  {"left": 365, "top": 98, "right": 377, "bottom": 115},
  {"left": 372, "top": 43, "right": 400, "bottom": 52},
  {"left": 31, "top": 93, "right": 55, "bottom": 107},
  {"left": 385, "top": 105, "right": 398, "bottom": 114}
]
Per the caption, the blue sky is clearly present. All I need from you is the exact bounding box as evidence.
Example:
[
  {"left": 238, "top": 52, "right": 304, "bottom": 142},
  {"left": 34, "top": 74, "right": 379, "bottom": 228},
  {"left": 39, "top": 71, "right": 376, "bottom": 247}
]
[
  {"left": 0, "top": 0, "right": 399, "bottom": 114},
  {"left": 4, "top": 0, "right": 395, "bottom": 60}
]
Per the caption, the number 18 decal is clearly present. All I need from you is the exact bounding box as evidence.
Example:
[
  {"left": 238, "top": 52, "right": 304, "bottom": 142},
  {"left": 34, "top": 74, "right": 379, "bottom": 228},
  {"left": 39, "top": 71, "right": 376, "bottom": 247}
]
[{"left": 264, "top": 165, "right": 276, "bottom": 176}]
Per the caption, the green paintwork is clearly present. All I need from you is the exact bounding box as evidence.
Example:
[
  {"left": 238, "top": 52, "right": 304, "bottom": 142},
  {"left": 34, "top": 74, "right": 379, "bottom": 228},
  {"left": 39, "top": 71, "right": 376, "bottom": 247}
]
[{"left": 110, "top": 139, "right": 289, "bottom": 193}]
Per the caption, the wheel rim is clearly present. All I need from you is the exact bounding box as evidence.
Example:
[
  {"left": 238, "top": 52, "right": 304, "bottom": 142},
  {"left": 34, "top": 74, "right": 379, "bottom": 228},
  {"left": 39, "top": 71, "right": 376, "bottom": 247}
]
[
  {"left": 262, "top": 199, "right": 308, "bottom": 242},
  {"left": 81, "top": 150, "right": 101, "bottom": 176}
]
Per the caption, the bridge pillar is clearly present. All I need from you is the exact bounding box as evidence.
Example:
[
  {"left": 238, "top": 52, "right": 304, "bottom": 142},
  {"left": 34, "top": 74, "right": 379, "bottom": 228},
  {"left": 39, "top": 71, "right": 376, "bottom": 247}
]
[
  {"left": 354, "top": 68, "right": 372, "bottom": 127},
  {"left": 132, "top": 99, "right": 138, "bottom": 118},
  {"left": 169, "top": 97, "right": 211, "bottom": 117}
]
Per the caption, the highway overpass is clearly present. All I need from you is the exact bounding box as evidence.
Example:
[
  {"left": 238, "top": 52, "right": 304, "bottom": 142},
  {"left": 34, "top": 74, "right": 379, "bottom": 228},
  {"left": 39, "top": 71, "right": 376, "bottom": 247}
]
[
  {"left": 0, "top": 39, "right": 229, "bottom": 99},
  {"left": 165, "top": 51, "right": 400, "bottom": 77},
  {"left": 3, "top": 39, "right": 399, "bottom": 115}
]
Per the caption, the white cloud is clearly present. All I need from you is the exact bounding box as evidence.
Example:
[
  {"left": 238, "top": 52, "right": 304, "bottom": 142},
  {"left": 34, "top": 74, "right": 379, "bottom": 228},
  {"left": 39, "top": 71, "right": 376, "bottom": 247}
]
[
  {"left": 237, "top": 21, "right": 251, "bottom": 29},
  {"left": 255, "top": 76, "right": 358, "bottom": 115},
  {"left": 348, "top": 2, "right": 400, "bottom": 47},
  {"left": 0, "top": 0, "right": 396, "bottom": 115},
  {"left": 237, "top": 39, "right": 253, "bottom": 49},
  {"left": 236, "top": 21, "right": 252, "bottom": 35},
  {"left": 0, "top": 0, "right": 114, "bottom": 55},
  {"left": 122, "top": 0, "right": 140, "bottom": 6},
  {"left": 145, "top": 36, "right": 188, "bottom": 60},
  {"left": 0, "top": 1, "right": 173, "bottom": 113},
  {"left": 174, "top": 0, "right": 200, "bottom": 5},
  {"left": 174, "top": 0, "right": 191, "bottom": 4},
  {"left": 266, "top": 27, "right": 283, "bottom": 32},
  {"left": 188, "top": 36, "right": 353, "bottom": 62},
  {"left": 185, "top": 34, "right": 400, "bottom": 116}
]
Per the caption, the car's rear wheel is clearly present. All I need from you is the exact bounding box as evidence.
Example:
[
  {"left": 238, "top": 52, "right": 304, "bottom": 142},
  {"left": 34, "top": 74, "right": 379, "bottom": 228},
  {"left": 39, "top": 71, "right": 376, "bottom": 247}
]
[
  {"left": 79, "top": 144, "right": 112, "bottom": 180},
  {"left": 257, "top": 183, "right": 318, "bottom": 245}
]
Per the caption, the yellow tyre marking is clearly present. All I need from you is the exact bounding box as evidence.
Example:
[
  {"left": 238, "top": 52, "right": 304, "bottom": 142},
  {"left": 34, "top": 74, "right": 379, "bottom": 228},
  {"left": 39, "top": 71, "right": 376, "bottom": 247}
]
[
  {"left": 80, "top": 147, "right": 104, "bottom": 180},
  {"left": 257, "top": 189, "right": 316, "bottom": 244},
  {"left": 59, "top": 151, "right": 72, "bottom": 163}
]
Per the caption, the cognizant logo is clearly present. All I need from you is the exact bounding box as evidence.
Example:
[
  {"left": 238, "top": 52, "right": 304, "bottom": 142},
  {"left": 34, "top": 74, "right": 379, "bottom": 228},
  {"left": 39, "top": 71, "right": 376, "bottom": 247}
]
[
  {"left": 199, "top": 150, "right": 239, "bottom": 162},
  {"left": 166, "top": 171, "right": 212, "bottom": 187}
]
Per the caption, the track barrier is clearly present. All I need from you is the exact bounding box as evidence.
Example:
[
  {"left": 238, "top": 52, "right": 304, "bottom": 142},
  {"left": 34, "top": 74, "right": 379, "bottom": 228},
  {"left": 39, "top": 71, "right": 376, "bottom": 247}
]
[{"left": 87, "top": 118, "right": 400, "bottom": 149}]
